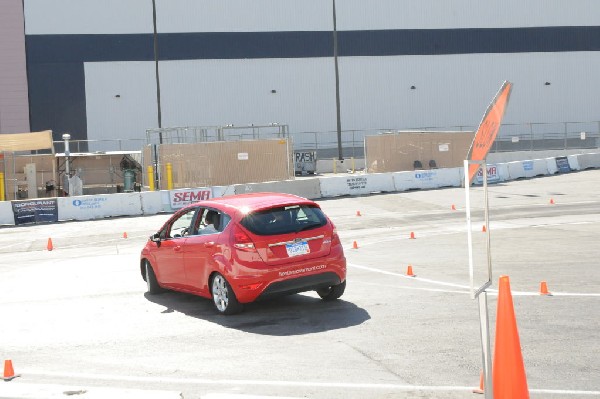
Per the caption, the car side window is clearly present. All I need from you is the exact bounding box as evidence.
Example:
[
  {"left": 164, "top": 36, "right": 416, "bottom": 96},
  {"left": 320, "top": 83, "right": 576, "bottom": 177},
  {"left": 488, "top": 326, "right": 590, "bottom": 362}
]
[
  {"left": 196, "top": 208, "right": 231, "bottom": 235},
  {"left": 166, "top": 208, "right": 197, "bottom": 239}
]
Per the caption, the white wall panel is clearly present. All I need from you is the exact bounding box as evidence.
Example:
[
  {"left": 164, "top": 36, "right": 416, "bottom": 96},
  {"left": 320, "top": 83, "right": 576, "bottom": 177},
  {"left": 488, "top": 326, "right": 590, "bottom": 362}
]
[
  {"left": 337, "top": 52, "right": 600, "bottom": 130},
  {"left": 84, "top": 62, "right": 158, "bottom": 150},
  {"left": 159, "top": 58, "right": 338, "bottom": 133},
  {"left": 83, "top": 50, "right": 600, "bottom": 149},
  {"left": 24, "top": 0, "right": 153, "bottom": 34},
  {"left": 156, "top": 0, "right": 331, "bottom": 33},
  {"left": 336, "top": 0, "right": 600, "bottom": 30}
]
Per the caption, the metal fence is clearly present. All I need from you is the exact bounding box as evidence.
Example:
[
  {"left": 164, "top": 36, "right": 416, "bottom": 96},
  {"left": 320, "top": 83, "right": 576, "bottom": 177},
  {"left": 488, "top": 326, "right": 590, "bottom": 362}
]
[
  {"left": 49, "top": 121, "right": 600, "bottom": 159},
  {"left": 293, "top": 121, "right": 600, "bottom": 159}
]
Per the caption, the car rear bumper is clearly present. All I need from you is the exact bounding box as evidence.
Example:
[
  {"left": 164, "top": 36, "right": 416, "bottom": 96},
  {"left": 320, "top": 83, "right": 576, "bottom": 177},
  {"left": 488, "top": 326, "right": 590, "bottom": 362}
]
[
  {"left": 256, "top": 272, "right": 341, "bottom": 300},
  {"left": 230, "top": 253, "right": 346, "bottom": 303}
]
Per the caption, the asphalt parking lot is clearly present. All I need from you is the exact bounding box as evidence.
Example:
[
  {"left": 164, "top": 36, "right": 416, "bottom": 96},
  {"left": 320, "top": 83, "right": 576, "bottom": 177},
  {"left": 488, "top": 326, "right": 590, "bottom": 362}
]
[{"left": 1, "top": 170, "right": 599, "bottom": 399}]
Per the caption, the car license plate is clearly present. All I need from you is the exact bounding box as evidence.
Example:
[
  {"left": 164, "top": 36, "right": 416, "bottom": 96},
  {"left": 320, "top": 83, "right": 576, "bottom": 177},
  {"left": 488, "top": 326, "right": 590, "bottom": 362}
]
[{"left": 285, "top": 241, "right": 310, "bottom": 257}]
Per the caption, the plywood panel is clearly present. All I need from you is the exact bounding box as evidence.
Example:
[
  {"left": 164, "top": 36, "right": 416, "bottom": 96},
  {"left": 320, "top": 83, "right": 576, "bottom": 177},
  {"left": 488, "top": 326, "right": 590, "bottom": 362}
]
[{"left": 366, "top": 131, "right": 475, "bottom": 173}]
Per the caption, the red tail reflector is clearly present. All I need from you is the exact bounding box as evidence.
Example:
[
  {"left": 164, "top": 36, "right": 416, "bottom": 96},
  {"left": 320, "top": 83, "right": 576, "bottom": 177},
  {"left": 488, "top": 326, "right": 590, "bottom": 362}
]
[
  {"left": 332, "top": 227, "right": 341, "bottom": 245},
  {"left": 233, "top": 226, "right": 256, "bottom": 251}
]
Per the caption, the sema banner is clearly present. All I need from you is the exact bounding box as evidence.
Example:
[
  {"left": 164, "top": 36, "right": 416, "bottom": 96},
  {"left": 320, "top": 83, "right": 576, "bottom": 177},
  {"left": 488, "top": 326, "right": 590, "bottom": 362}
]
[
  {"left": 475, "top": 165, "right": 501, "bottom": 184},
  {"left": 12, "top": 198, "right": 58, "bottom": 225},
  {"left": 170, "top": 188, "right": 212, "bottom": 209}
]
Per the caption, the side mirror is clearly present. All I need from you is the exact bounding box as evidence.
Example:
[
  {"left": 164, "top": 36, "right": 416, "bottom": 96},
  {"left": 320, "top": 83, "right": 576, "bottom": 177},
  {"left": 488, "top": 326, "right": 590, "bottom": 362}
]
[{"left": 150, "top": 233, "right": 161, "bottom": 242}]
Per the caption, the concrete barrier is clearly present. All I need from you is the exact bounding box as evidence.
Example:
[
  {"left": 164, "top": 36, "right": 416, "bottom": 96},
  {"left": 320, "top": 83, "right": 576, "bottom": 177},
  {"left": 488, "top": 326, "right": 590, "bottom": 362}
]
[
  {"left": 318, "top": 173, "right": 395, "bottom": 197},
  {"left": 394, "top": 170, "right": 433, "bottom": 190},
  {"left": 435, "top": 168, "right": 462, "bottom": 187},
  {"left": 576, "top": 152, "right": 600, "bottom": 169},
  {"left": 567, "top": 154, "right": 580, "bottom": 171},
  {"left": 393, "top": 169, "right": 458, "bottom": 190},
  {"left": 507, "top": 161, "right": 526, "bottom": 180},
  {"left": 514, "top": 159, "right": 548, "bottom": 178},
  {"left": 0, "top": 201, "right": 15, "bottom": 225},
  {"left": 318, "top": 176, "right": 351, "bottom": 197},
  {"left": 546, "top": 158, "right": 559, "bottom": 175},
  {"left": 58, "top": 193, "right": 143, "bottom": 221},
  {"left": 531, "top": 159, "right": 549, "bottom": 177},
  {"left": 235, "top": 178, "right": 321, "bottom": 199},
  {"left": 140, "top": 191, "right": 164, "bottom": 215}
]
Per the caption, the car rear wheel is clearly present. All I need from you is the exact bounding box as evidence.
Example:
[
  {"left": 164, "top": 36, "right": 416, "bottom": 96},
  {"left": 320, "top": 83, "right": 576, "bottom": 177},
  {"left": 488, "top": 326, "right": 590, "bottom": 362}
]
[
  {"left": 317, "top": 280, "right": 346, "bottom": 301},
  {"left": 145, "top": 261, "right": 164, "bottom": 294},
  {"left": 211, "top": 273, "right": 243, "bottom": 315}
]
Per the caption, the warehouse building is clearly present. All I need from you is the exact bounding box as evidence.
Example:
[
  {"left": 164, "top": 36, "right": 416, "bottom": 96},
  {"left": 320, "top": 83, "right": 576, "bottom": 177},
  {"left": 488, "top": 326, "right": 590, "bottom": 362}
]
[{"left": 1, "top": 0, "right": 599, "bottom": 154}]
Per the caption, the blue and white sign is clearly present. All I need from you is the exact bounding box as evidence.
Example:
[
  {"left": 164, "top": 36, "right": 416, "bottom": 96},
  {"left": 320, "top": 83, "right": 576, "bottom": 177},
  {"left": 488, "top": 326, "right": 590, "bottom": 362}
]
[
  {"left": 415, "top": 171, "right": 437, "bottom": 181},
  {"left": 71, "top": 197, "right": 108, "bottom": 210},
  {"left": 555, "top": 157, "right": 571, "bottom": 173}
]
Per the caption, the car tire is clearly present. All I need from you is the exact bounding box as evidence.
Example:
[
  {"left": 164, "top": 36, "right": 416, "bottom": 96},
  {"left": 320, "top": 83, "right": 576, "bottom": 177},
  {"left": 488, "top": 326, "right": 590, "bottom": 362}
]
[
  {"left": 145, "top": 261, "right": 164, "bottom": 294},
  {"left": 317, "top": 280, "right": 346, "bottom": 301},
  {"left": 211, "top": 273, "right": 243, "bottom": 315}
]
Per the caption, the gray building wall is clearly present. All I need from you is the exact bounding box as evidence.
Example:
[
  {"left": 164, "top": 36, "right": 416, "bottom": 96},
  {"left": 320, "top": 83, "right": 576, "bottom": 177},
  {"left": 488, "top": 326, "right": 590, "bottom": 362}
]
[
  {"left": 0, "top": 0, "right": 30, "bottom": 134},
  {"left": 17, "top": 0, "right": 600, "bottom": 151}
]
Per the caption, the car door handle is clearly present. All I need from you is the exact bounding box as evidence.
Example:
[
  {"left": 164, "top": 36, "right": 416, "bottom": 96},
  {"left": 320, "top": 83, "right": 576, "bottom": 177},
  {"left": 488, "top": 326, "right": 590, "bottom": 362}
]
[
  {"left": 173, "top": 246, "right": 182, "bottom": 252},
  {"left": 204, "top": 242, "right": 215, "bottom": 248}
]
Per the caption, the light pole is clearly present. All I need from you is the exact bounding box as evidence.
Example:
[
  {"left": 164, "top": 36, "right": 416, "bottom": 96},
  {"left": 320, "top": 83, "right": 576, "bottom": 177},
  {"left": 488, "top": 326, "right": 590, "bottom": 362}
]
[
  {"left": 152, "top": 0, "right": 163, "bottom": 143},
  {"left": 332, "top": 0, "right": 343, "bottom": 161}
]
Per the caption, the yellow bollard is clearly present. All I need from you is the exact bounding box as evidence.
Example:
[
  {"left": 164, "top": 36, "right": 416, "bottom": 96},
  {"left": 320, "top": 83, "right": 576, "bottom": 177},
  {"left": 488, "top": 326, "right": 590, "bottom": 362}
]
[
  {"left": 147, "top": 166, "right": 155, "bottom": 191},
  {"left": 333, "top": 159, "right": 337, "bottom": 174},
  {"left": 351, "top": 157, "right": 355, "bottom": 173},
  {"left": 0, "top": 172, "right": 4, "bottom": 201},
  {"left": 166, "top": 162, "right": 173, "bottom": 190}
]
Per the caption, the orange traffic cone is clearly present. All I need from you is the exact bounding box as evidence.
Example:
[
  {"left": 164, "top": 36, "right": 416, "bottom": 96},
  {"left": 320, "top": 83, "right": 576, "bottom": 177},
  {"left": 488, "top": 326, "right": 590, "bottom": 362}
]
[
  {"left": 451, "top": 204, "right": 457, "bottom": 211},
  {"left": 352, "top": 241, "right": 358, "bottom": 249},
  {"left": 356, "top": 210, "right": 362, "bottom": 217},
  {"left": 549, "top": 198, "right": 555, "bottom": 205},
  {"left": 539, "top": 281, "right": 551, "bottom": 296},
  {"left": 406, "top": 265, "right": 416, "bottom": 277},
  {"left": 409, "top": 232, "right": 416, "bottom": 239},
  {"left": 482, "top": 225, "right": 487, "bottom": 233},
  {"left": 473, "top": 371, "right": 484, "bottom": 394},
  {"left": 123, "top": 232, "right": 128, "bottom": 239},
  {"left": 493, "top": 276, "right": 529, "bottom": 399},
  {"left": 47, "top": 238, "right": 54, "bottom": 251},
  {"left": 2, "top": 359, "right": 18, "bottom": 381}
]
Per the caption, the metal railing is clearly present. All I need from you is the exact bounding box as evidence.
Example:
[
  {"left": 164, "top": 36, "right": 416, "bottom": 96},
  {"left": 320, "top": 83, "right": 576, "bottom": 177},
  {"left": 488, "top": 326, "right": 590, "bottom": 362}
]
[
  {"left": 292, "top": 121, "right": 600, "bottom": 159},
  {"left": 46, "top": 121, "right": 600, "bottom": 158}
]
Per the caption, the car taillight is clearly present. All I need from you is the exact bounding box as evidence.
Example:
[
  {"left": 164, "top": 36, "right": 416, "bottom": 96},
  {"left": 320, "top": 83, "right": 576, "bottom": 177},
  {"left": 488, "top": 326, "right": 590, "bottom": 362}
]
[
  {"left": 332, "top": 227, "right": 341, "bottom": 245},
  {"left": 233, "top": 226, "right": 256, "bottom": 251}
]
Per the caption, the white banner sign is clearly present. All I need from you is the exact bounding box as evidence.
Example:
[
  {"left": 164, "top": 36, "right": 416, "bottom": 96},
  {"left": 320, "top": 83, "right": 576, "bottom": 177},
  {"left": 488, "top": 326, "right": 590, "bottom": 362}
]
[{"left": 169, "top": 188, "right": 212, "bottom": 209}]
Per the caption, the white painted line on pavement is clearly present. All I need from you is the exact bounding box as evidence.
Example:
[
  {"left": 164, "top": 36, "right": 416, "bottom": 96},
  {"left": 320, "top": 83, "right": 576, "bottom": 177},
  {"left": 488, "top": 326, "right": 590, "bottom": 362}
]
[
  {"left": 0, "top": 382, "right": 181, "bottom": 399},
  {"left": 348, "top": 263, "right": 600, "bottom": 297},
  {"left": 15, "top": 371, "right": 600, "bottom": 396}
]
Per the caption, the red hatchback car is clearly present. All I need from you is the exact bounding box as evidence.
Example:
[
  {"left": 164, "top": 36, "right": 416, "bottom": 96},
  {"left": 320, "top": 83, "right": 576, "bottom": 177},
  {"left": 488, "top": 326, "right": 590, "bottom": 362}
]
[{"left": 140, "top": 192, "right": 346, "bottom": 314}]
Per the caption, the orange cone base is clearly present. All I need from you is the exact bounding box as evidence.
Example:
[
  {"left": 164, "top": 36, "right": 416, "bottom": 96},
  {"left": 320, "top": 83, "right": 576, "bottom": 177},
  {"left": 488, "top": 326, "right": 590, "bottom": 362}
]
[
  {"left": 406, "top": 265, "right": 416, "bottom": 277},
  {"left": 352, "top": 241, "right": 358, "bottom": 249},
  {"left": 472, "top": 372, "right": 484, "bottom": 394},
  {"left": 2, "top": 373, "right": 20, "bottom": 381}
]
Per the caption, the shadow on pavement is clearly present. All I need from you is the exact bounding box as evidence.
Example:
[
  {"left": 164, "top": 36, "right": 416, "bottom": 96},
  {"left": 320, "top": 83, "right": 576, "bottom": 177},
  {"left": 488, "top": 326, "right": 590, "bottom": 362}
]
[{"left": 144, "top": 290, "right": 370, "bottom": 336}]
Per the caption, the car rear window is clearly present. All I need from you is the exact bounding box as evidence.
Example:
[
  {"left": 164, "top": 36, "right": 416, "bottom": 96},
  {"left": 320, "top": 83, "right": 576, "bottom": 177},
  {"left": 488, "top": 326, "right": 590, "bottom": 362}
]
[{"left": 240, "top": 205, "right": 328, "bottom": 235}]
